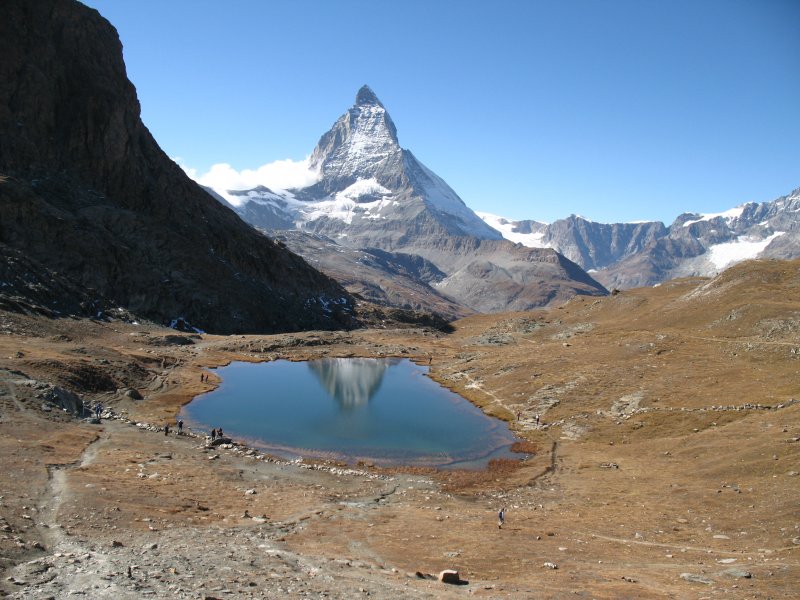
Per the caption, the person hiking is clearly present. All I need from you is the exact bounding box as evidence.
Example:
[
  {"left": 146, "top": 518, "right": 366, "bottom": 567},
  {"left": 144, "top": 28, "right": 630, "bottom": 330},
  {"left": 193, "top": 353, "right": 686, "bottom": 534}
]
[
  {"left": 177, "top": 419, "right": 184, "bottom": 434},
  {"left": 164, "top": 423, "right": 170, "bottom": 436},
  {"left": 498, "top": 507, "right": 506, "bottom": 529}
]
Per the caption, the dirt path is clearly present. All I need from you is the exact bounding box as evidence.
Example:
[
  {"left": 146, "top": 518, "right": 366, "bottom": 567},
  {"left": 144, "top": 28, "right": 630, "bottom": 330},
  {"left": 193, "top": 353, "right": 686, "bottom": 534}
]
[
  {"left": 1, "top": 370, "right": 31, "bottom": 414},
  {"left": 38, "top": 432, "right": 100, "bottom": 551},
  {"left": 582, "top": 532, "right": 755, "bottom": 556},
  {"left": 680, "top": 334, "right": 799, "bottom": 347}
]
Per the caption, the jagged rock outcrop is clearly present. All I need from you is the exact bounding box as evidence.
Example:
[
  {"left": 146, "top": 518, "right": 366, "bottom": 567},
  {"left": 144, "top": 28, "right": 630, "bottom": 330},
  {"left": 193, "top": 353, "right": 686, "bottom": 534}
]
[
  {"left": 540, "top": 218, "right": 668, "bottom": 272},
  {"left": 597, "top": 188, "right": 800, "bottom": 289},
  {"left": 216, "top": 86, "right": 607, "bottom": 313},
  {"left": 0, "top": 0, "right": 355, "bottom": 333}
]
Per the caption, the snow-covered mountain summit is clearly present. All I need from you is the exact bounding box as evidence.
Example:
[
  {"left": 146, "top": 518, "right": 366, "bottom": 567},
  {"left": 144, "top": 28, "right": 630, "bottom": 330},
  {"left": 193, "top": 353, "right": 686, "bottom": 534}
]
[
  {"left": 306, "top": 84, "right": 401, "bottom": 194},
  {"left": 227, "top": 85, "right": 502, "bottom": 244},
  {"left": 209, "top": 85, "right": 606, "bottom": 315}
]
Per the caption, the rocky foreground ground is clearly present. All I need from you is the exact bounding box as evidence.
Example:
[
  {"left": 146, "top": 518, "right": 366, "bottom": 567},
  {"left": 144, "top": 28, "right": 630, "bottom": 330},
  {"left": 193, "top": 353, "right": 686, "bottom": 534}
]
[{"left": 1, "top": 260, "right": 799, "bottom": 598}]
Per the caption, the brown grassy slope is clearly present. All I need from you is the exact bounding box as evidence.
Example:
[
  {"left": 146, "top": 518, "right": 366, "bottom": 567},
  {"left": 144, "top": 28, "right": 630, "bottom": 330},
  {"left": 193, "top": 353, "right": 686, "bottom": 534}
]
[
  {"left": 0, "top": 258, "right": 797, "bottom": 598},
  {"left": 432, "top": 258, "right": 798, "bottom": 425}
]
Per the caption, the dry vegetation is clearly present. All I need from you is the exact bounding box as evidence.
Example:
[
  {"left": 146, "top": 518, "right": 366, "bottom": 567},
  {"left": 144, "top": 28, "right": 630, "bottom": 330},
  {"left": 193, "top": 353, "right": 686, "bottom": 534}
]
[{"left": 0, "top": 259, "right": 798, "bottom": 598}]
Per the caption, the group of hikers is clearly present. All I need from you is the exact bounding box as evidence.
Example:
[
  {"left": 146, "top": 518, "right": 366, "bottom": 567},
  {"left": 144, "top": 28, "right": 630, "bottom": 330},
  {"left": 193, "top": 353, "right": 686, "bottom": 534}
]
[
  {"left": 161, "top": 419, "right": 227, "bottom": 441},
  {"left": 515, "top": 411, "right": 541, "bottom": 427},
  {"left": 163, "top": 419, "right": 184, "bottom": 436}
]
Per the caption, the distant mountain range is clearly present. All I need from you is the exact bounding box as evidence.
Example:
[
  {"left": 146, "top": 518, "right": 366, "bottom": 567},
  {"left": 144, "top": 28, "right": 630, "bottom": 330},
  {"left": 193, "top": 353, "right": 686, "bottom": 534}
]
[
  {"left": 208, "top": 85, "right": 798, "bottom": 313},
  {"left": 209, "top": 86, "right": 607, "bottom": 317},
  {"left": 479, "top": 186, "right": 800, "bottom": 289}
]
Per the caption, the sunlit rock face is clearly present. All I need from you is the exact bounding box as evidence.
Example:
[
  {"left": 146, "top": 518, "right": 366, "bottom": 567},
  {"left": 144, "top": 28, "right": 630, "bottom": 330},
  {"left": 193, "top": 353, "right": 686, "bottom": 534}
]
[{"left": 307, "top": 357, "right": 397, "bottom": 410}]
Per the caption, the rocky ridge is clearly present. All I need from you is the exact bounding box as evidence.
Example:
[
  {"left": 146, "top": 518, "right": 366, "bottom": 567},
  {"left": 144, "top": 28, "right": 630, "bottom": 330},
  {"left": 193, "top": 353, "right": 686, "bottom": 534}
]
[
  {"left": 0, "top": 0, "right": 355, "bottom": 334},
  {"left": 481, "top": 187, "right": 800, "bottom": 289}
]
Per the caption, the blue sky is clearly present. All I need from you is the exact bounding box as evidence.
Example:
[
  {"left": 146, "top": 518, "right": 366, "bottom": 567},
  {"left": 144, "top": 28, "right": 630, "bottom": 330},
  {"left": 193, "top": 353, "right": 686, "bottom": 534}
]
[{"left": 81, "top": 0, "right": 799, "bottom": 224}]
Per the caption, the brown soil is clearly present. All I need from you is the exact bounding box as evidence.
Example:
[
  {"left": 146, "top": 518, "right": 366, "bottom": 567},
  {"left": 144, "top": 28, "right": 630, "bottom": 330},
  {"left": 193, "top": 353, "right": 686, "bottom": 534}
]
[{"left": 0, "top": 259, "right": 798, "bottom": 598}]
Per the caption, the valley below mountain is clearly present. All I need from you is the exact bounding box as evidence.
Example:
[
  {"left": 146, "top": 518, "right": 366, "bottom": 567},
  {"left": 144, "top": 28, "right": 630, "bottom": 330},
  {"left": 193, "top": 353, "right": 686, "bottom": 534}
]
[
  {"left": 1, "top": 1, "right": 798, "bottom": 598},
  {"left": 1, "top": 259, "right": 798, "bottom": 598}
]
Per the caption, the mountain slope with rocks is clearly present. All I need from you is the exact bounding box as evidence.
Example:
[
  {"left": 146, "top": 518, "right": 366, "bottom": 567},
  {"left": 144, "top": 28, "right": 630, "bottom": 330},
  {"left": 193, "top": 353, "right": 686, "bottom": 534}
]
[
  {"left": 1, "top": 258, "right": 798, "bottom": 598},
  {"left": 213, "top": 86, "right": 607, "bottom": 315},
  {"left": 0, "top": 0, "right": 355, "bottom": 334}
]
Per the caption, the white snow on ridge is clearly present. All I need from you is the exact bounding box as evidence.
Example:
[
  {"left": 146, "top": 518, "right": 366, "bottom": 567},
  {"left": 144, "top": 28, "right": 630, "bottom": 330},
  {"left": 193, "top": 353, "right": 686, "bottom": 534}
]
[
  {"left": 297, "top": 178, "right": 394, "bottom": 226},
  {"left": 405, "top": 158, "right": 502, "bottom": 239},
  {"left": 205, "top": 177, "right": 398, "bottom": 227},
  {"left": 477, "top": 212, "right": 550, "bottom": 248},
  {"left": 683, "top": 205, "right": 745, "bottom": 228},
  {"left": 706, "top": 231, "right": 785, "bottom": 269},
  {"left": 207, "top": 184, "right": 301, "bottom": 209},
  {"left": 335, "top": 178, "right": 390, "bottom": 201}
]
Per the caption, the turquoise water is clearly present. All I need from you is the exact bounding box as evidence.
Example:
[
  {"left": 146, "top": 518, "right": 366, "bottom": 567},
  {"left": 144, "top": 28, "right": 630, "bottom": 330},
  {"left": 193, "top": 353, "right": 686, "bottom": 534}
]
[{"left": 179, "top": 358, "right": 520, "bottom": 468}]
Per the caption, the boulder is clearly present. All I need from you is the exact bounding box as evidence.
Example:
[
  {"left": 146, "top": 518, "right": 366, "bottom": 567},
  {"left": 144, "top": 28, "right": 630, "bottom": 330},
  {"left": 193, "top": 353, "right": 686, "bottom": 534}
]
[
  {"left": 51, "top": 386, "right": 82, "bottom": 414},
  {"left": 438, "top": 569, "right": 460, "bottom": 584},
  {"left": 723, "top": 568, "right": 752, "bottom": 579},
  {"left": 680, "top": 572, "right": 713, "bottom": 585}
]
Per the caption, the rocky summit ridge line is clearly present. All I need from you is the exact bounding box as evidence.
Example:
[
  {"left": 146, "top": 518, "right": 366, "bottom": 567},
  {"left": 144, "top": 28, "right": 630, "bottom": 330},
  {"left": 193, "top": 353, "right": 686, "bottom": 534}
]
[
  {"left": 479, "top": 185, "right": 800, "bottom": 290},
  {"left": 0, "top": 0, "right": 355, "bottom": 334},
  {"left": 297, "top": 84, "right": 501, "bottom": 242},
  {"left": 217, "top": 86, "right": 607, "bottom": 315}
]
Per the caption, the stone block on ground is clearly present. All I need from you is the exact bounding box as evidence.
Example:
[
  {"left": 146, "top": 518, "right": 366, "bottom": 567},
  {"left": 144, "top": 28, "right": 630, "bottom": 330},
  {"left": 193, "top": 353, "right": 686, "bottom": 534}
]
[{"left": 438, "top": 569, "right": 461, "bottom": 584}]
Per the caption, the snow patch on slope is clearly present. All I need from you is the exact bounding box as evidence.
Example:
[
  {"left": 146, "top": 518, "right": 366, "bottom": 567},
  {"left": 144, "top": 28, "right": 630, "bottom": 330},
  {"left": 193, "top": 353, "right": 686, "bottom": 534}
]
[
  {"left": 297, "top": 178, "right": 394, "bottom": 226},
  {"left": 335, "top": 178, "right": 390, "bottom": 201},
  {"left": 706, "top": 231, "right": 785, "bottom": 269},
  {"left": 477, "top": 212, "right": 550, "bottom": 248},
  {"left": 405, "top": 155, "right": 502, "bottom": 239}
]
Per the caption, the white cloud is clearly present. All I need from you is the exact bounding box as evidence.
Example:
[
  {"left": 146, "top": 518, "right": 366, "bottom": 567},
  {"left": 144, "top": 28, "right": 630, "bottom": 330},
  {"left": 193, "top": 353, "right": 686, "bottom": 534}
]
[{"left": 175, "top": 157, "right": 320, "bottom": 206}]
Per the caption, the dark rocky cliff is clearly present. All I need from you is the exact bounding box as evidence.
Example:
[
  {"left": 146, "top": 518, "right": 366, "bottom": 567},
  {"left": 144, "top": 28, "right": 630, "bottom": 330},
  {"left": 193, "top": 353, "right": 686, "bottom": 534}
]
[{"left": 0, "top": 0, "right": 355, "bottom": 333}]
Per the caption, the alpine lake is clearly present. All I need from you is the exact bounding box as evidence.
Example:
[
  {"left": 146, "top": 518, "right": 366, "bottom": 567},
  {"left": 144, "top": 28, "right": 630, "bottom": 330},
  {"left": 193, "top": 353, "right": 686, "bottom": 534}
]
[{"left": 180, "top": 358, "right": 521, "bottom": 469}]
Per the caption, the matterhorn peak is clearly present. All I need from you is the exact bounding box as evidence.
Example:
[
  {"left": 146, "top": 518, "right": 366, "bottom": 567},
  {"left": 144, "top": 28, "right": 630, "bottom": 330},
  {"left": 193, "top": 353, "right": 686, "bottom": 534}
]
[
  {"left": 298, "top": 86, "right": 503, "bottom": 239},
  {"left": 306, "top": 85, "right": 401, "bottom": 193},
  {"left": 355, "top": 84, "right": 384, "bottom": 108}
]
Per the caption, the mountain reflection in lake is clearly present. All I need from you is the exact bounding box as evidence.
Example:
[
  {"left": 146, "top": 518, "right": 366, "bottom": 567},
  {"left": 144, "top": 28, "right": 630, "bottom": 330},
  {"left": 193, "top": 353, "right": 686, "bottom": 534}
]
[
  {"left": 307, "top": 357, "right": 394, "bottom": 410},
  {"left": 180, "top": 358, "right": 519, "bottom": 469}
]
